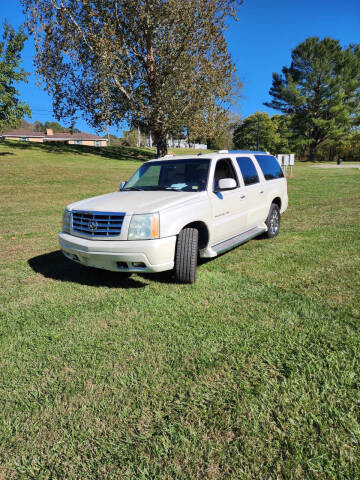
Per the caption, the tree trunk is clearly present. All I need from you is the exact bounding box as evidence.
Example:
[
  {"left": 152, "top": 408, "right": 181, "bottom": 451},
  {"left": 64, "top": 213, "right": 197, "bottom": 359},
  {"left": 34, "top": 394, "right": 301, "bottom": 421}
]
[
  {"left": 309, "top": 144, "right": 317, "bottom": 162},
  {"left": 329, "top": 146, "right": 335, "bottom": 162},
  {"left": 151, "top": 107, "right": 168, "bottom": 156},
  {"left": 154, "top": 126, "right": 168, "bottom": 157}
]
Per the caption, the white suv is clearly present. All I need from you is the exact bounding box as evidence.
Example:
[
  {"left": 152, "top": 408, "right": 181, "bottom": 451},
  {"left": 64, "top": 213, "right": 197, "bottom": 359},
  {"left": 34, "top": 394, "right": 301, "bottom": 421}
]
[{"left": 59, "top": 150, "right": 288, "bottom": 283}]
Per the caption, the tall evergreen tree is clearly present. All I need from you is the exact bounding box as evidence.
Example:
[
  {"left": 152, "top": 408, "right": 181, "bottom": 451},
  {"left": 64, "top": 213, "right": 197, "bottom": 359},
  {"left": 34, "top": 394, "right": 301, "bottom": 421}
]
[
  {"left": 22, "top": 0, "right": 241, "bottom": 156},
  {"left": 265, "top": 37, "right": 360, "bottom": 161},
  {"left": 0, "top": 23, "right": 31, "bottom": 132}
]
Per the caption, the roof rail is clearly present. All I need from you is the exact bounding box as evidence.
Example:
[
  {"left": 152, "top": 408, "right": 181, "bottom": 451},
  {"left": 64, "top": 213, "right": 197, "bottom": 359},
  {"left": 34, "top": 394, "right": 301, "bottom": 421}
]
[
  {"left": 217, "top": 149, "right": 269, "bottom": 155},
  {"left": 228, "top": 150, "right": 268, "bottom": 154}
]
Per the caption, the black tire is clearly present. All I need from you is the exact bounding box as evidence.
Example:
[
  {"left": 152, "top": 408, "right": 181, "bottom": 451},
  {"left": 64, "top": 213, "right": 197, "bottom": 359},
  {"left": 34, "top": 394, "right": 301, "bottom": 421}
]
[
  {"left": 174, "top": 228, "right": 199, "bottom": 283},
  {"left": 265, "top": 203, "right": 281, "bottom": 238}
]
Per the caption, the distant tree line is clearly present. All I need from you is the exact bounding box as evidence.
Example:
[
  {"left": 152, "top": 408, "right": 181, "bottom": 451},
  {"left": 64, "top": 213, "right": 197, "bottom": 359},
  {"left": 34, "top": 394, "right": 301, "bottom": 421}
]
[
  {"left": 15, "top": 118, "right": 81, "bottom": 134},
  {"left": 233, "top": 111, "right": 360, "bottom": 161},
  {"left": 118, "top": 111, "right": 241, "bottom": 150},
  {"left": 234, "top": 37, "right": 360, "bottom": 161}
]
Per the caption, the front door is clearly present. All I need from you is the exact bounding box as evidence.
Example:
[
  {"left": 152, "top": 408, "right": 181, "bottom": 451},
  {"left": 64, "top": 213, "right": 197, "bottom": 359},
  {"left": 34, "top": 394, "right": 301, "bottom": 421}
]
[{"left": 210, "top": 158, "right": 248, "bottom": 245}]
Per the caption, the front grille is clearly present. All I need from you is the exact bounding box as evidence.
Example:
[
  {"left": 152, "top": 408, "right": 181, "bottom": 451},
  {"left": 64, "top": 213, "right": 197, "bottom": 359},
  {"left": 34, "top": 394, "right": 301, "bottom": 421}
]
[{"left": 72, "top": 210, "right": 125, "bottom": 237}]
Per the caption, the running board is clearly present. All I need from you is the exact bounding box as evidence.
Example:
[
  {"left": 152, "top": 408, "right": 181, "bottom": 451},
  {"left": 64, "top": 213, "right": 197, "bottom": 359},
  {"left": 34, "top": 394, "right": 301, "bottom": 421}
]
[{"left": 212, "top": 226, "right": 266, "bottom": 255}]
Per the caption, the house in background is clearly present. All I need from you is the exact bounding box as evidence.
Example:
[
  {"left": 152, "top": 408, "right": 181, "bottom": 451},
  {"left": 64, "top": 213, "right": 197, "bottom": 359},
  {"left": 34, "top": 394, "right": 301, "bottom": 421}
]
[
  {"left": 1, "top": 128, "right": 108, "bottom": 147},
  {"left": 145, "top": 132, "right": 207, "bottom": 150}
]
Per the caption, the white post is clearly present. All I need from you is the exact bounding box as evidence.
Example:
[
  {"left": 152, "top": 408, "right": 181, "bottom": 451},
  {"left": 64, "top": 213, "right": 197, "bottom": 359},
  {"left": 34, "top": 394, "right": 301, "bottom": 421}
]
[
  {"left": 289, "top": 154, "right": 295, "bottom": 177},
  {"left": 137, "top": 126, "right": 141, "bottom": 148}
]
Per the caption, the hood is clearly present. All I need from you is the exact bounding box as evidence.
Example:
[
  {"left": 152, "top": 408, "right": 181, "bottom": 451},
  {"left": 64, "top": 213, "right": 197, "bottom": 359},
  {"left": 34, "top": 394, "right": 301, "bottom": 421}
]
[{"left": 67, "top": 190, "right": 206, "bottom": 215}]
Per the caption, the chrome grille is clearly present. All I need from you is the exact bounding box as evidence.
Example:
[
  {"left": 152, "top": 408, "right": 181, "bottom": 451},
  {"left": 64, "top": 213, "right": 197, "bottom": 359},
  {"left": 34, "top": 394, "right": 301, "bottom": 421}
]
[{"left": 72, "top": 210, "right": 125, "bottom": 237}]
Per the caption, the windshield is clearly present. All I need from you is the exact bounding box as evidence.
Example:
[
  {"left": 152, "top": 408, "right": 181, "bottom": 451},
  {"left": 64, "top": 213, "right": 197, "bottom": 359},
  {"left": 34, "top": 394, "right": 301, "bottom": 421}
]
[{"left": 124, "top": 158, "right": 210, "bottom": 192}]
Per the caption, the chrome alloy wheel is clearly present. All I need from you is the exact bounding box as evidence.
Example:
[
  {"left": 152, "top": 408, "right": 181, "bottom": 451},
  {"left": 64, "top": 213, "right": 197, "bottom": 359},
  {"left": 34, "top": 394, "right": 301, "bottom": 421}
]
[{"left": 269, "top": 209, "right": 280, "bottom": 235}]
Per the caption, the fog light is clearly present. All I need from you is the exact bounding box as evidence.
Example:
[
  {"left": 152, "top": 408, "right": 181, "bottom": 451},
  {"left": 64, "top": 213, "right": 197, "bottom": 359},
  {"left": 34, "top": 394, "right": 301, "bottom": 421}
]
[
  {"left": 116, "top": 261, "right": 128, "bottom": 269},
  {"left": 132, "top": 262, "right": 146, "bottom": 268}
]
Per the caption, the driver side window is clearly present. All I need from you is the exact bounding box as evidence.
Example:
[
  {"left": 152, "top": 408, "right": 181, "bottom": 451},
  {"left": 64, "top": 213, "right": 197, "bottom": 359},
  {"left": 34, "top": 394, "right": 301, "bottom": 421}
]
[{"left": 214, "top": 158, "right": 238, "bottom": 190}]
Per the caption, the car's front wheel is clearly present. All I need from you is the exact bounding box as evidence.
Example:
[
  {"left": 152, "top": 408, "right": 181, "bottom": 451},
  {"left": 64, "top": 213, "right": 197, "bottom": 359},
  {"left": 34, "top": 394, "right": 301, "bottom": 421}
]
[
  {"left": 174, "top": 227, "right": 199, "bottom": 283},
  {"left": 265, "top": 203, "right": 281, "bottom": 238}
]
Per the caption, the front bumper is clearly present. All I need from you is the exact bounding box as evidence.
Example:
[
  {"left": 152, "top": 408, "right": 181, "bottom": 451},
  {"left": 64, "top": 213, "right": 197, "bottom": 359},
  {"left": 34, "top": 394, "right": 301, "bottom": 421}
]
[{"left": 59, "top": 232, "right": 177, "bottom": 273}]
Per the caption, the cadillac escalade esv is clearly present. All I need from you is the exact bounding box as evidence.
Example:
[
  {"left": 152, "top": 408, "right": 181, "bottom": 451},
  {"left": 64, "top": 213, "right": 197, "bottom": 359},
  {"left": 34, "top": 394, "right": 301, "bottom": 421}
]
[{"left": 59, "top": 150, "right": 288, "bottom": 283}]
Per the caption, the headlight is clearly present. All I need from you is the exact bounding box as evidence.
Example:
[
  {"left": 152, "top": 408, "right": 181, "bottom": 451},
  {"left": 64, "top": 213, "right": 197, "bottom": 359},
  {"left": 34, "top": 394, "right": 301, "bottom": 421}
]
[
  {"left": 128, "top": 213, "right": 159, "bottom": 240},
  {"left": 62, "top": 209, "right": 71, "bottom": 233}
]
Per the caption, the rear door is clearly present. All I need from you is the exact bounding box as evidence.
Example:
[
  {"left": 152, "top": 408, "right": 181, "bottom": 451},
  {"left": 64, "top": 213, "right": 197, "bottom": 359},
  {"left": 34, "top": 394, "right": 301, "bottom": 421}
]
[
  {"left": 235, "top": 156, "right": 267, "bottom": 227},
  {"left": 210, "top": 158, "right": 248, "bottom": 244},
  {"left": 254, "top": 154, "right": 287, "bottom": 214}
]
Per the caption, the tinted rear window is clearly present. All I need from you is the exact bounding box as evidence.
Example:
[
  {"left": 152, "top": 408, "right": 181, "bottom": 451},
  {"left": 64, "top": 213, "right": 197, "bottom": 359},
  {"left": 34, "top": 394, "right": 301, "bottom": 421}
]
[
  {"left": 255, "top": 155, "right": 284, "bottom": 180},
  {"left": 236, "top": 157, "right": 259, "bottom": 186}
]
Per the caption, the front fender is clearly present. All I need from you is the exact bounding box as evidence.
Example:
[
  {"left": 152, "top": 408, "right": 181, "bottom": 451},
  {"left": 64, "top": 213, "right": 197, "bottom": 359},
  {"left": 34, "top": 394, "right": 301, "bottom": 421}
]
[{"left": 159, "top": 196, "right": 212, "bottom": 239}]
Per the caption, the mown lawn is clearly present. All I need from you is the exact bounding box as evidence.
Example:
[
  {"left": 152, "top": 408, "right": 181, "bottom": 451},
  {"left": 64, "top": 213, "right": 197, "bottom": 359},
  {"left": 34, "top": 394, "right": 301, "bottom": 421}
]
[{"left": 0, "top": 141, "right": 359, "bottom": 479}]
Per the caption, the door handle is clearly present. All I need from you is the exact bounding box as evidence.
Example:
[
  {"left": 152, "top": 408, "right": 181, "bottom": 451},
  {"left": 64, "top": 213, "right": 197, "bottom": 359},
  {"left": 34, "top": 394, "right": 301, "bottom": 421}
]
[
  {"left": 260, "top": 190, "right": 264, "bottom": 194},
  {"left": 240, "top": 195, "right": 246, "bottom": 199}
]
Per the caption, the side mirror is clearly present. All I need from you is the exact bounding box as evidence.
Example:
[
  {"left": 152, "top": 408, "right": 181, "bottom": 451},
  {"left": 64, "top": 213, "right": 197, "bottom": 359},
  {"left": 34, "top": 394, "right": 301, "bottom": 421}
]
[
  {"left": 119, "top": 181, "right": 126, "bottom": 191},
  {"left": 217, "top": 178, "right": 237, "bottom": 191}
]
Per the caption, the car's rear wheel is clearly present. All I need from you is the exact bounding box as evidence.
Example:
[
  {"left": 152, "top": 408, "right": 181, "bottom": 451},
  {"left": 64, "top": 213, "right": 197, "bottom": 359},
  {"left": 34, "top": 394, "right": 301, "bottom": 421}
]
[
  {"left": 265, "top": 203, "right": 281, "bottom": 238},
  {"left": 174, "top": 227, "right": 199, "bottom": 283}
]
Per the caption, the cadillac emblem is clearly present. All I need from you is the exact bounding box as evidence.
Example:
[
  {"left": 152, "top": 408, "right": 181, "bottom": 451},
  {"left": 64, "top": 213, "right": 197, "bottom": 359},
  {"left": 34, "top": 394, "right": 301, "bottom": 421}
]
[{"left": 88, "top": 220, "right": 98, "bottom": 232}]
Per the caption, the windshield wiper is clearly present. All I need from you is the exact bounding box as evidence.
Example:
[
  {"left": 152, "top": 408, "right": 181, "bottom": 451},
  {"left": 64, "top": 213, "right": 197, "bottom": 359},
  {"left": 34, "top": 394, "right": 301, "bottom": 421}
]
[
  {"left": 181, "top": 186, "right": 200, "bottom": 192},
  {"left": 149, "top": 185, "right": 183, "bottom": 191},
  {"left": 125, "top": 185, "right": 183, "bottom": 191}
]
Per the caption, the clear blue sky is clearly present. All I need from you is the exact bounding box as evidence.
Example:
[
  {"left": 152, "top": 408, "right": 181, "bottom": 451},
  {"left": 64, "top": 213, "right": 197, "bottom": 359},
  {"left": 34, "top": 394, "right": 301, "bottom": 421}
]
[{"left": 1, "top": 0, "right": 359, "bottom": 136}]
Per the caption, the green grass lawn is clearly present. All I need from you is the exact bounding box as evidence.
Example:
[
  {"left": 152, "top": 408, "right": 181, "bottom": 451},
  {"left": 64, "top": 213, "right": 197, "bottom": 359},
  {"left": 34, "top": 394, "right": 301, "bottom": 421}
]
[{"left": 0, "top": 140, "right": 359, "bottom": 479}]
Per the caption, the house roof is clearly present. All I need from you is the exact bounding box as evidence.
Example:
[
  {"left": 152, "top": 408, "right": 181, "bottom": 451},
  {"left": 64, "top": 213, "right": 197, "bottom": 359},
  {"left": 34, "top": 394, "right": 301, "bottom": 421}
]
[
  {"left": 2, "top": 129, "right": 44, "bottom": 137},
  {"left": 1, "top": 129, "right": 107, "bottom": 140}
]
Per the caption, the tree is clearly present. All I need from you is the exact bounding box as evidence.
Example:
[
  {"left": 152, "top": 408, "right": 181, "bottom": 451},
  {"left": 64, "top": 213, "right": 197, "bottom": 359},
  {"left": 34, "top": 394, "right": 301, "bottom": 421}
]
[
  {"left": 316, "top": 129, "right": 360, "bottom": 162},
  {"left": 0, "top": 22, "right": 31, "bottom": 132},
  {"left": 270, "top": 114, "right": 293, "bottom": 153},
  {"left": 34, "top": 120, "right": 44, "bottom": 131},
  {"left": 233, "top": 111, "right": 280, "bottom": 153},
  {"left": 265, "top": 37, "right": 360, "bottom": 161},
  {"left": 22, "top": 0, "right": 241, "bottom": 157},
  {"left": 43, "top": 121, "right": 80, "bottom": 133}
]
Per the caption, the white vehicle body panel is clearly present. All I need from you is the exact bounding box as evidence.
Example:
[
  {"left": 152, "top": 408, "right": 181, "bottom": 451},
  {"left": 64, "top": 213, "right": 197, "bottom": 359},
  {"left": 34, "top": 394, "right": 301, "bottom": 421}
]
[{"left": 210, "top": 188, "right": 248, "bottom": 245}]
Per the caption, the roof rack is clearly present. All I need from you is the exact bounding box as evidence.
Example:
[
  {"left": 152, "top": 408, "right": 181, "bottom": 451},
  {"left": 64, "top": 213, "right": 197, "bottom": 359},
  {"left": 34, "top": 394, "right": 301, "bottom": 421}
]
[
  {"left": 218, "top": 150, "right": 268, "bottom": 155},
  {"left": 231, "top": 150, "right": 268, "bottom": 154}
]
